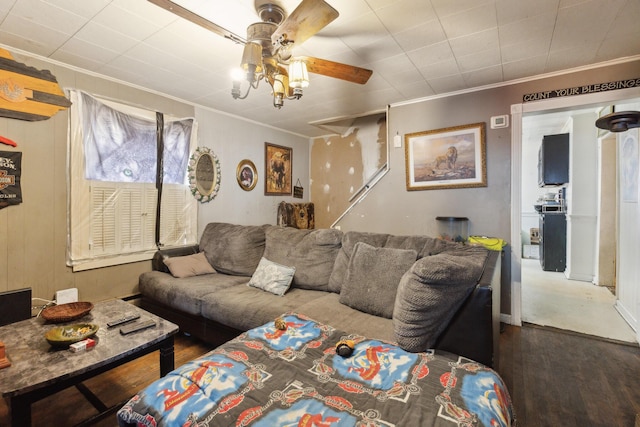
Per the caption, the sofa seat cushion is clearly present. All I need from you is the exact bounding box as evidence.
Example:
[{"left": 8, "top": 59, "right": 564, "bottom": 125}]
[
  {"left": 393, "top": 245, "right": 489, "bottom": 352},
  {"left": 199, "top": 222, "right": 269, "bottom": 276},
  {"left": 339, "top": 242, "right": 417, "bottom": 318},
  {"left": 297, "top": 293, "right": 395, "bottom": 343},
  {"left": 139, "top": 271, "right": 249, "bottom": 315},
  {"left": 328, "top": 231, "right": 456, "bottom": 293},
  {"left": 262, "top": 226, "right": 342, "bottom": 291},
  {"left": 199, "top": 286, "right": 326, "bottom": 331}
]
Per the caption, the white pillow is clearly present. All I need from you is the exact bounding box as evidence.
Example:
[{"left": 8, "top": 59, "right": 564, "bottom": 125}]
[{"left": 247, "top": 257, "right": 296, "bottom": 296}]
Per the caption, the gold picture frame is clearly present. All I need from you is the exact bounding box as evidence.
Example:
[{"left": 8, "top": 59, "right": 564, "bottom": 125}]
[
  {"left": 265, "top": 143, "right": 292, "bottom": 195},
  {"left": 236, "top": 159, "right": 257, "bottom": 191},
  {"left": 404, "top": 122, "right": 486, "bottom": 191}
]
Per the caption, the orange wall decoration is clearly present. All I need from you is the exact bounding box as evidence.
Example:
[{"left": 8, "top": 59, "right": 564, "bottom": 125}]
[{"left": 0, "top": 48, "right": 71, "bottom": 121}]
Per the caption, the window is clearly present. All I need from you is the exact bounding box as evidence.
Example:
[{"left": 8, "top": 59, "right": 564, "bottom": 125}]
[{"left": 67, "top": 90, "right": 197, "bottom": 271}]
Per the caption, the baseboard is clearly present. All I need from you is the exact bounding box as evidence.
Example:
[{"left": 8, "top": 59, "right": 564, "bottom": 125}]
[
  {"left": 563, "top": 271, "right": 595, "bottom": 282},
  {"left": 615, "top": 301, "right": 638, "bottom": 333},
  {"left": 500, "top": 313, "right": 513, "bottom": 325}
]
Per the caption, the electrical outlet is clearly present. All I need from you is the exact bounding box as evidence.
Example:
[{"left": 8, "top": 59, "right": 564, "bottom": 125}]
[{"left": 55, "top": 288, "right": 78, "bottom": 305}]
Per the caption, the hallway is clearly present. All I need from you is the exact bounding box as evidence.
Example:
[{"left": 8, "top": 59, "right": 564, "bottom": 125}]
[{"left": 521, "top": 258, "right": 637, "bottom": 343}]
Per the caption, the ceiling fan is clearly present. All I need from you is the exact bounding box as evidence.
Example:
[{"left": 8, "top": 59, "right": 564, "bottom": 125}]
[
  {"left": 147, "top": 0, "right": 373, "bottom": 108},
  {"left": 595, "top": 111, "right": 640, "bottom": 132}
]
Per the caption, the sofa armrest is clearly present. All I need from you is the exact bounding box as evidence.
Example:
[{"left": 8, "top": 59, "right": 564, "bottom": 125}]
[
  {"left": 151, "top": 245, "right": 200, "bottom": 273},
  {"left": 433, "top": 250, "right": 501, "bottom": 367}
]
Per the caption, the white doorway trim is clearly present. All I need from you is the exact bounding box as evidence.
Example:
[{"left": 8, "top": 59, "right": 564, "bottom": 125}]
[{"left": 509, "top": 87, "right": 640, "bottom": 326}]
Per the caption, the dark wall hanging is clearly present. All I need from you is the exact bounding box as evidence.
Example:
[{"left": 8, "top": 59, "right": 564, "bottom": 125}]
[{"left": 0, "top": 151, "right": 22, "bottom": 209}]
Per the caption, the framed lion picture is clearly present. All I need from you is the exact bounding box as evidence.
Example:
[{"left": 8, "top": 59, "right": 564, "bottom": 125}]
[
  {"left": 265, "top": 143, "right": 292, "bottom": 195},
  {"left": 404, "top": 122, "right": 486, "bottom": 191}
]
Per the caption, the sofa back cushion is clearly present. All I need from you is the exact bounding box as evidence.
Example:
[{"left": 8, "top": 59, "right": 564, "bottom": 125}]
[
  {"left": 328, "top": 230, "right": 454, "bottom": 293},
  {"left": 393, "top": 244, "right": 489, "bottom": 352},
  {"left": 339, "top": 242, "right": 417, "bottom": 318},
  {"left": 199, "top": 222, "right": 269, "bottom": 276},
  {"left": 262, "top": 226, "right": 343, "bottom": 291}
]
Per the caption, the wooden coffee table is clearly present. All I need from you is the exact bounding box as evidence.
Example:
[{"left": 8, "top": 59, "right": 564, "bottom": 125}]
[{"left": 0, "top": 298, "right": 178, "bottom": 427}]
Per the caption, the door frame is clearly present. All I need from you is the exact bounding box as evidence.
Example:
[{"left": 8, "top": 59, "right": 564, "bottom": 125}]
[{"left": 509, "top": 87, "right": 640, "bottom": 326}]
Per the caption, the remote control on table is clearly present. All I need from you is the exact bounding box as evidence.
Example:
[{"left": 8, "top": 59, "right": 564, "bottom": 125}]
[
  {"left": 120, "top": 319, "right": 156, "bottom": 335},
  {"left": 107, "top": 314, "right": 141, "bottom": 328}
]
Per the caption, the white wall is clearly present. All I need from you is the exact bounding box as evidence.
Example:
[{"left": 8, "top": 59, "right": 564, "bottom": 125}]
[
  {"left": 616, "top": 121, "right": 639, "bottom": 337},
  {"left": 193, "top": 108, "right": 309, "bottom": 238},
  {"left": 565, "top": 112, "right": 599, "bottom": 281},
  {"left": 521, "top": 133, "right": 542, "bottom": 247}
]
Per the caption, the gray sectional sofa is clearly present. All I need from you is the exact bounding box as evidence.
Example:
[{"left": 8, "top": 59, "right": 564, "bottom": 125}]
[{"left": 139, "top": 222, "right": 501, "bottom": 367}]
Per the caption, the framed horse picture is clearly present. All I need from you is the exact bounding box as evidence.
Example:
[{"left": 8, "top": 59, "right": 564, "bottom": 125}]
[
  {"left": 265, "top": 143, "right": 292, "bottom": 195},
  {"left": 404, "top": 122, "right": 486, "bottom": 191}
]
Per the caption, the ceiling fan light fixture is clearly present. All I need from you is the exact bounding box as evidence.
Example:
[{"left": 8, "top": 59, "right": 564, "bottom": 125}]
[
  {"left": 289, "top": 60, "right": 309, "bottom": 89},
  {"left": 595, "top": 111, "right": 640, "bottom": 133},
  {"left": 272, "top": 73, "right": 287, "bottom": 108},
  {"left": 151, "top": 0, "right": 374, "bottom": 109},
  {"left": 241, "top": 43, "right": 263, "bottom": 78}
]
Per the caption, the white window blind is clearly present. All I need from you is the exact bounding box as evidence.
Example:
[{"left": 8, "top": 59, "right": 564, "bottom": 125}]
[{"left": 67, "top": 90, "right": 198, "bottom": 271}]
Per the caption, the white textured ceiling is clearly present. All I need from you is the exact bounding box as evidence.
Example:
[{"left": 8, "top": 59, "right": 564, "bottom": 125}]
[{"left": 1, "top": 0, "right": 639, "bottom": 137}]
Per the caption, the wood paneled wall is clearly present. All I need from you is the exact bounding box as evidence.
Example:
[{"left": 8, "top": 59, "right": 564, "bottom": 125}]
[
  {"left": 0, "top": 52, "right": 310, "bottom": 308},
  {"left": 0, "top": 57, "right": 196, "bottom": 306}
]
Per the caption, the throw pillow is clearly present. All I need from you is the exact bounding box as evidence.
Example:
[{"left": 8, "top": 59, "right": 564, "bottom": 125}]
[
  {"left": 393, "top": 245, "right": 488, "bottom": 352},
  {"left": 163, "top": 252, "right": 217, "bottom": 278},
  {"left": 247, "top": 257, "right": 296, "bottom": 296},
  {"left": 339, "top": 242, "right": 417, "bottom": 318}
]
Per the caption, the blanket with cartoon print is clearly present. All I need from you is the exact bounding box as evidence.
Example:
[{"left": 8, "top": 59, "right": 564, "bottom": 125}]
[{"left": 117, "top": 313, "right": 515, "bottom": 427}]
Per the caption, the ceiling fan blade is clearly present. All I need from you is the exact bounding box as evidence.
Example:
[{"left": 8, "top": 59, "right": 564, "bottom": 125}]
[
  {"left": 298, "top": 56, "right": 372, "bottom": 85},
  {"left": 271, "top": 0, "right": 339, "bottom": 48},
  {"left": 147, "top": 0, "right": 246, "bottom": 44}
]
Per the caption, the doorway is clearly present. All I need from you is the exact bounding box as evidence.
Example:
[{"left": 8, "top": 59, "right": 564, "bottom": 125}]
[{"left": 510, "top": 87, "right": 640, "bottom": 343}]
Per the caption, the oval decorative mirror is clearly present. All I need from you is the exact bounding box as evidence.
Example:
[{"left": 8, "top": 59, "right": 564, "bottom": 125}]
[{"left": 188, "top": 147, "right": 221, "bottom": 203}]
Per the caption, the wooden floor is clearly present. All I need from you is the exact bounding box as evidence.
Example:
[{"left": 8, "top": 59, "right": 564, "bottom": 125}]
[
  {"left": 1, "top": 325, "right": 638, "bottom": 426},
  {"left": 499, "top": 324, "right": 640, "bottom": 427}
]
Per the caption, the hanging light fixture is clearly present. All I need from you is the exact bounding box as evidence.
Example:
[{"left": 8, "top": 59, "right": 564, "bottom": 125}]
[
  {"left": 231, "top": 42, "right": 263, "bottom": 100},
  {"left": 272, "top": 73, "right": 288, "bottom": 108},
  {"left": 595, "top": 110, "right": 640, "bottom": 132},
  {"left": 288, "top": 60, "right": 309, "bottom": 97},
  {"left": 231, "top": 59, "right": 309, "bottom": 108},
  {"left": 230, "top": 17, "right": 309, "bottom": 109}
]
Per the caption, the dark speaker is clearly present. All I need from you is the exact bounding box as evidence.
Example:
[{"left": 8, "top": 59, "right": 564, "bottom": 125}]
[{"left": 0, "top": 288, "right": 32, "bottom": 326}]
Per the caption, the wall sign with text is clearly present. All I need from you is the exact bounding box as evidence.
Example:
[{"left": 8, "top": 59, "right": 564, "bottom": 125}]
[
  {"left": 0, "top": 151, "right": 22, "bottom": 209},
  {"left": 523, "top": 78, "right": 640, "bottom": 102}
]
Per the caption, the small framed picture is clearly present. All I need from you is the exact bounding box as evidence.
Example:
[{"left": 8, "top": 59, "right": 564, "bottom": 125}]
[
  {"left": 404, "top": 122, "right": 487, "bottom": 191},
  {"left": 265, "top": 143, "right": 292, "bottom": 195},
  {"left": 236, "top": 159, "right": 257, "bottom": 191}
]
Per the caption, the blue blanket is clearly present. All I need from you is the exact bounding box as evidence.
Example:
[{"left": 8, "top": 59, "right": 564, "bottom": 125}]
[{"left": 117, "top": 313, "right": 515, "bottom": 426}]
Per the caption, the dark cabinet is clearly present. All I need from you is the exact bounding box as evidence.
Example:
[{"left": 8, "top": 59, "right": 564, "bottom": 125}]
[
  {"left": 538, "top": 133, "right": 569, "bottom": 187},
  {"left": 539, "top": 213, "right": 566, "bottom": 272}
]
